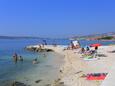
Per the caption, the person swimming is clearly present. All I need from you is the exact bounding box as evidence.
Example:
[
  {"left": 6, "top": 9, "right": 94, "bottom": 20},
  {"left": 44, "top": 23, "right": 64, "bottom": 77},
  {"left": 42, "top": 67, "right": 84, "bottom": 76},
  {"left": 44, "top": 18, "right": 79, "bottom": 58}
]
[{"left": 32, "top": 58, "right": 39, "bottom": 64}]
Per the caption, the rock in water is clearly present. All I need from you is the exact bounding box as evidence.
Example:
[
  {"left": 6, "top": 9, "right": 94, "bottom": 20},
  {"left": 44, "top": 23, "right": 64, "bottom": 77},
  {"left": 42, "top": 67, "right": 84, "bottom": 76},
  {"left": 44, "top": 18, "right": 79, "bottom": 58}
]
[
  {"left": 11, "top": 81, "right": 27, "bottom": 86},
  {"left": 35, "top": 80, "right": 42, "bottom": 83}
]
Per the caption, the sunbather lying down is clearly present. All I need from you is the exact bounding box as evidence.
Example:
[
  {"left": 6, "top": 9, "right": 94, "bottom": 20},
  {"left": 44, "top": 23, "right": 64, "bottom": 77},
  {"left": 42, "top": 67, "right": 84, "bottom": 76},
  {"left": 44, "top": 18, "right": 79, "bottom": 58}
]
[
  {"left": 87, "top": 73, "right": 108, "bottom": 80},
  {"left": 97, "top": 54, "right": 107, "bottom": 57},
  {"left": 108, "top": 50, "right": 115, "bottom": 53},
  {"left": 81, "top": 73, "right": 108, "bottom": 81},
  {"left": 81, "top": 50, "right": 97, "bottom": 56}
]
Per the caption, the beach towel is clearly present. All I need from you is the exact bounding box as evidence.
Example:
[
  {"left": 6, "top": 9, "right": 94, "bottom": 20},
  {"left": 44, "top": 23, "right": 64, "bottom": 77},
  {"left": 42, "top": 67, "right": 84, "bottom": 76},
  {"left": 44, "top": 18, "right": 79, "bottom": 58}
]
[
  {"left": 86, "top": 73, "right": 107, "bottom": 80},
  {"left": 84, "top": 58, "right": 98, "bottom": 61}
]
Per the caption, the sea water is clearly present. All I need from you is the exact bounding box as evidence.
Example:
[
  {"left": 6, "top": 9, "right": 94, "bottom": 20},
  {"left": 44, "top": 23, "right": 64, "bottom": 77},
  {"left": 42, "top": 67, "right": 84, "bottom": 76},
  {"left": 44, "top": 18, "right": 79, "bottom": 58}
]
[
  {"left": 0, "top": 39, "right": 114, "bottom": 86},
  {"left": 0, "top": 39, "right": 66, "bottom": 86}
]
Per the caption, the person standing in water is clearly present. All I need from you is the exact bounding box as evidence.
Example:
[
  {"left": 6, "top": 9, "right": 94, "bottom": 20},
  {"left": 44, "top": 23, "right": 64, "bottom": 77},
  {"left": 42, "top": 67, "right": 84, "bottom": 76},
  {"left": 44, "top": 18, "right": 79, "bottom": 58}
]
[
  {"left": 13, "top": 53, "right": 18, "bottom": 64},
  {"left": 43, "top": 40, "right": 47, "bottom": 45},
  {"left": 18, "top": 56, "right": 23, "bottom": 62}
]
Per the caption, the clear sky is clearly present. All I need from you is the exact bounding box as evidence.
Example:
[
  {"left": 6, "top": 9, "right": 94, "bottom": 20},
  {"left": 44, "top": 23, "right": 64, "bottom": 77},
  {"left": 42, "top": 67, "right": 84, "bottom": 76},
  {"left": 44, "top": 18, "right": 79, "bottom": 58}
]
[{"left": 0, "top": 0, "right": 115, "bottom": 38}]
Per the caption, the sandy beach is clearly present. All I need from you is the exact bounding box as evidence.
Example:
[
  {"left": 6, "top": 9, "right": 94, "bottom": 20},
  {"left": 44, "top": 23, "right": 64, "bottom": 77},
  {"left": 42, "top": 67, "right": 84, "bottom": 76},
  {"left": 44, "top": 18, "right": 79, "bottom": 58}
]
[{"left": 38, "top": 45, "right": 115, "bottom": 86}]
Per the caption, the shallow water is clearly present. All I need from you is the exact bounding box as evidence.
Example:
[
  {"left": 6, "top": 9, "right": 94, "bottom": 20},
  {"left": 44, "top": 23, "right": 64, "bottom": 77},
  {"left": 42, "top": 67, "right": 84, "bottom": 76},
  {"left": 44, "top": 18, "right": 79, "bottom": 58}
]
[
  {"left": 0, "top": 52, "right": 63, "bottom": 86},
  {"left": 0, "top": 39, "right": 65, "bottom": 86},
  {"left": 15, "top": 52, "right": 64, "bottom": 86}
]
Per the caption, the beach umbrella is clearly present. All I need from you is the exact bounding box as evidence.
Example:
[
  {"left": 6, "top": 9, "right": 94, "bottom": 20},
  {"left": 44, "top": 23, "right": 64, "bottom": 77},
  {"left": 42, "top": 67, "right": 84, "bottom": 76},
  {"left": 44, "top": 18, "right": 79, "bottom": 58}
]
[{"left": 90, "top": 43, "right": 102, "bottom": 47}]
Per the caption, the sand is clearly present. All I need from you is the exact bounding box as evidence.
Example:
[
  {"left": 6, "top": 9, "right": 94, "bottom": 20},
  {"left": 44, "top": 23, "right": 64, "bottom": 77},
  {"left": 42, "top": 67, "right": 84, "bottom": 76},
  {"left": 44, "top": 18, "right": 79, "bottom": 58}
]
[{"left": 42, "top": 45, "right": 115, "bottom": 86}]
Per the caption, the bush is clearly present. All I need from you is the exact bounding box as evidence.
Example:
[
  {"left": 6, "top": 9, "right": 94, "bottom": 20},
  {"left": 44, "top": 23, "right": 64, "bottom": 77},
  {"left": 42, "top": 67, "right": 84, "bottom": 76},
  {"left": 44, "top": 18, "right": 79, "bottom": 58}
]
[{"left": 99, "top": 36, "right": 113, "bottom": 40}]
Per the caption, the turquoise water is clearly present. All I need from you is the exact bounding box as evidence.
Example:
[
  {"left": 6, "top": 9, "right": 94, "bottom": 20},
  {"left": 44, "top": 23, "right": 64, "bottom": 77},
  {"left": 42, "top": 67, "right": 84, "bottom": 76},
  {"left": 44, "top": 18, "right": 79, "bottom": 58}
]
[
  {"left": 0, "top": 39, "right": 114, "bottom": 86},
  {"left": 0, "top": 39, "right": 66, "bottom": 86}
]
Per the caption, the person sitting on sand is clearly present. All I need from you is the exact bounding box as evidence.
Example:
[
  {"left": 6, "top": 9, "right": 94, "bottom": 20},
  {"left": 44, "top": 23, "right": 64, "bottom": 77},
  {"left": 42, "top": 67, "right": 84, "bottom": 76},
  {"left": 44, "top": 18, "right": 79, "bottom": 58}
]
[
  {"left": 95, "top": 46, "right": 98, "bottom": 50},
  {"left": 70, "top": 41, "right": 75, "bottom": 49},
  {"left": 81, "top": 48, "right": 85, "bottom": 54},
  {"left": 86, "top": 46, "right": 90, "bottom": 51}
]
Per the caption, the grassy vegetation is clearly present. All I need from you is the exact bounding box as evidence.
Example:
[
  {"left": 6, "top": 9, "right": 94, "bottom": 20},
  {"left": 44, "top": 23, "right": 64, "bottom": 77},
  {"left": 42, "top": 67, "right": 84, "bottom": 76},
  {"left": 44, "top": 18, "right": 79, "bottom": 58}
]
[{"left": 98, "top": 36, "right": 114, "bottom": 40}]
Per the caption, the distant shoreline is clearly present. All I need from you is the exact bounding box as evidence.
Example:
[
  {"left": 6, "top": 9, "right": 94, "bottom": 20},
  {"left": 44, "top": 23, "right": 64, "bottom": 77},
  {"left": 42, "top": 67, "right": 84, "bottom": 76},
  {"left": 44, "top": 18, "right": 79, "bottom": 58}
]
[{"left": 0, "top": 36, "right": 41, "bottom": 39}]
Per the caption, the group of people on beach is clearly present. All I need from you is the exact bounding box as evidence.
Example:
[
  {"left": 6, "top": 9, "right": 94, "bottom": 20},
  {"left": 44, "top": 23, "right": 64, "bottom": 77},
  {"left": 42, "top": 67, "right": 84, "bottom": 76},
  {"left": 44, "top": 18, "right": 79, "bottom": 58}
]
[
  {"left": 66, "top": 40, "right": 81, "bottom": 50},
  {"left": 79, "top": 45, "right": 99, "bottom": 60},
  {"left": 81, "top": 46, "right": 98, "bottom": 54},
  {"left": 13, "top": 53, "right": 23, "bottom": 63}
]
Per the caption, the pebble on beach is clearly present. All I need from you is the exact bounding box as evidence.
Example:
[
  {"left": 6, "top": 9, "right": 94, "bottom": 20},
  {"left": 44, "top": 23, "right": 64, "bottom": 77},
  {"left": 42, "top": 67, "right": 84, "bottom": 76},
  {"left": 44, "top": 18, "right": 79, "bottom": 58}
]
[
  {"left": 45, "top": 84, "right": 51, "bottom": 86},
  {"left": 60, "top": 70, "right": 63, "bottom": 73}
]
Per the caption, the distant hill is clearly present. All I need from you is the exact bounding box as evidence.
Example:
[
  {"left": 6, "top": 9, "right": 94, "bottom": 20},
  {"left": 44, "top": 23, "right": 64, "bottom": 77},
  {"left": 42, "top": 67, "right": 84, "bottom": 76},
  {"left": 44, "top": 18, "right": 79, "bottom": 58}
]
[
  {"left": 70, "top": 32, "right": 115, "bottom": 40},
  {"left": 0, "top": 36, "right": 40, "bottom": 39}
]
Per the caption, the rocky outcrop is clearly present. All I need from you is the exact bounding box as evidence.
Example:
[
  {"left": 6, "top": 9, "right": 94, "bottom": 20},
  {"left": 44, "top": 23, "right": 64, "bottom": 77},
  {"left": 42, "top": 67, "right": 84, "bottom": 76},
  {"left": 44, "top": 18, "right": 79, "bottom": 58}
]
[{"left": 25, "top": 46, "right": 54, "bottom": 52}]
